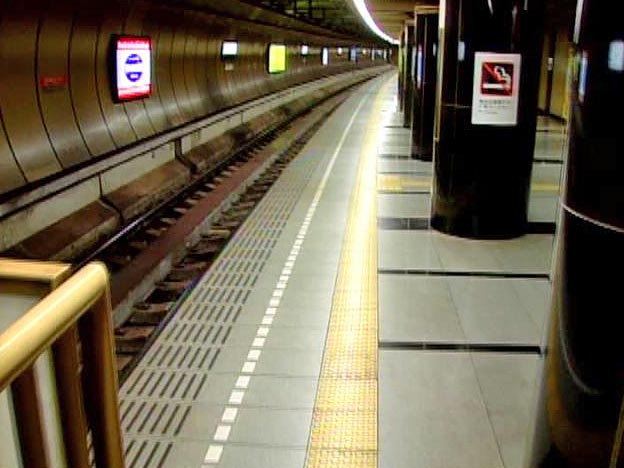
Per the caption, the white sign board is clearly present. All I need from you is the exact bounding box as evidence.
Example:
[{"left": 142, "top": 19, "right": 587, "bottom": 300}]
[
  {"left": 116, "top": 37, "right": 152, "bottom": 101},
  {"left": 471, "top": 52, "right": 521, "bottom": 126}
]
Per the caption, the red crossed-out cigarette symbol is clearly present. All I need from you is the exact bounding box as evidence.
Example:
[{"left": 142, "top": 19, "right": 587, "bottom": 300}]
[{"left": 481, "top": 62, "right": 513, "bottom": 95}]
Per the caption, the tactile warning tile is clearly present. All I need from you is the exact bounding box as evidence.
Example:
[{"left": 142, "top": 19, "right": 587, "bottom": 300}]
[
  {"left": 309, "top": 410, "right": 377, "bottom": 450},
  {"left": 377, "top": 173, "right": 432, "bottom": 192},
  {"left": 307, "top": 450, "right": 377, "bottom": 467},
  {"left": 305, "top": 80, "right": 389, "bottom": 468},
  {"left": 314, "top": 380, "right": 377, "bottom": 411}
]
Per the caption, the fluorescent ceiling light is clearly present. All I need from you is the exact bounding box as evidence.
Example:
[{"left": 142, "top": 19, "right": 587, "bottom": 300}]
[{"left": 351, "top": 0, "right": 399, "bottom": 45}]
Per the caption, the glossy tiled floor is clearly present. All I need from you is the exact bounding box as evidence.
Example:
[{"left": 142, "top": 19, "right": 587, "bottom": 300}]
[
  {"left": 120, "top": 72, "right": 564, "bottom": 468},
  {"left": 377, "top": 100, "right": 563, "bottom": 468}
]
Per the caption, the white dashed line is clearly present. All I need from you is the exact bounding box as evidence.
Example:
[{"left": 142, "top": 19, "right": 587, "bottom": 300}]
[
  {"left": 214, "top": 425, "right": 231, "bottom": 442},
  {"left": 204, "top": 445, "right": 223, "bottom": 464},
  {"left": 222, "top": 407, "right": 238, "bottom": 423},
  {"left": 229, "top": 390, "right": 245, "bottom": 405},
  {"left": 205, "top": 88, "right": 370, "bottom": 465},
  {"left": 235, "top": 376, "right": 251, "bottom": 389},
  {"left": 241, "top": 361, "right": 256, "bottom": 373}
]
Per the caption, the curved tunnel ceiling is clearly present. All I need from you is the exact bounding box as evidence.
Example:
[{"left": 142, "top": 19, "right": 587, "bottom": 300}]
[
  {"left": 238, "top": 0, "right": 439, "bottom": 44},
  {"left": 157, "top": 0, "right": 437, "bottom": 44}
]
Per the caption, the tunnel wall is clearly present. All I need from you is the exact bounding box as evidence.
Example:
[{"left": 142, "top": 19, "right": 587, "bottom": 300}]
[{"left": 0, "top": 0, "right": 383, "bottom": 197}]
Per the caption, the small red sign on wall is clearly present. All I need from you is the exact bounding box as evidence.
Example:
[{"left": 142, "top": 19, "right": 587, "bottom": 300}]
[{"left": 40, "top": 75, "right": 68, "bottom": 90}]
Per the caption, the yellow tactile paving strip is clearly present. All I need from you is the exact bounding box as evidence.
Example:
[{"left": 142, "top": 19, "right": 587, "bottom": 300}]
[
  {"left": 378, "top": 174, "right": 561, "bottom": 194},
  {"left": 377, "top": 173, "right": 431, "bottom": 192},
  {"left": 304, "top": 86, "right": 385, "bottom": 468}
]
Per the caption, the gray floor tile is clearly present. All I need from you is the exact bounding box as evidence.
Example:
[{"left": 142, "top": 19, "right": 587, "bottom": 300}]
[
  {"left": 380, "top": 133, "right": 411, "bottom": 146},
  {"left": 195, "top": 373, "right": 239, "bottom": 403},
  {"left": 263, "top": 325, "right": 327, "bottom": 349},
  {"left": 179, "top": 402, "right": 225, "bottom": 438},
  {"left": 280, "top": 288, "right": 332, "bottom": 314},
  {"left": 433, "top": 233, "right": 504, "bottom": 272},
  {"left": 378, "top": 230, "right": 442, "bottom": 270},
  {"left": 228, "top": 407, "right": 312, "bottom": 447},
  {"left": 531, "top": 164, "right": 563, "bottom": 186},
  {"left": 528, "top": 194, "right": 559, "bottom": 223},
  {"left": 378, "top": 193, "right": 431, "bottom": 218},
  {"left": 377, "top": 159, "right": 433, "bottom": 174},
  {"left": 243, "top": 375, "right": 318, "bottom": 408},
  {"left": 491, "top": 235, "right": 554, "bottom": 274},
  {"left": 472, "top": 354, "right": 540, "bottom": 468},
  {"left": 533, "top": 133, "right": 566, "bottom": 161},
  {"left": 224, "top": 324, "right": 327, "bottom": 350},
  {"left": 223, "top": 324, "right": 262, "bottom": 347},
  {"left": 162, "top": 440, "right": 215, "bottom": 468},
  {"left": 379, "top": 274, "right": 465, "bottom": 343},
  {"left": 510, "top": 279, "right": 551, "bottom": 335},
  {"left": 219, "top": 445, "right": 306, "bottom": 468},
  {"left": 380, "top": 350, "right": 504, "bottom": 468},
  {"left": 447, "top": 277, "right": 541, "bottom": 345},
  {"left": 275, "top": 302, "right": 333, "bottom": 328},
  {"left": 253, "top": 348, "right": 323, "bottom": 377},
  {"left": 211, "top": 347, "right": 251, "bottom": 373},
  {"left": 382, "top": 144, "right": 411, "bottom": 155}
]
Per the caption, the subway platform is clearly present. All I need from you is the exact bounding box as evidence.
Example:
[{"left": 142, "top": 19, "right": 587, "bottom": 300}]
[{"left": 119, "top": 71, "right": 564, "bottom": 468}]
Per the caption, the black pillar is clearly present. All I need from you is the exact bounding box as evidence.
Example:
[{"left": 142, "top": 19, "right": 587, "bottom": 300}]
[
  {"left": 526, "top": 0, "right": 624, "bottom": 466},
  {"left": 411, "top": 12, "right": 439, "bottom": 161},
  {"left": 398, "top": 29, "right": 406, "bottom": 111},
  {"left": 431, "top": 0, "right": 543, "bottom": 238},
  {"left": 402, "top": 23, "right": 415, "bottom": 128}
]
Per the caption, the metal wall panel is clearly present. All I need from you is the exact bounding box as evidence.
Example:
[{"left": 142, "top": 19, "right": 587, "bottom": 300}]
[
  {"left": 69, "top": 7, "right": 116, "bottom": 157},
  {"left": 37, "top": 7, "right": 91, "bottom": 168},
  {"left": 0, "top": 0, "right": 382, "bottom": 197},
  {"left": 0, "top": 125, "right": 26, "bottom": 195},
  {"left": 193, "top": 27, "right": 214, "bottom": 115},
  {"left": 182, "top": 12, "right": 203, "bottom": 119},
  {"left": 170, "top": 11, "right": 194, "bottom": 121},
  {"left": 148, "top": 10, "right": 184, "bottom": 127},
  {"left": 208, "top": 22, "right": 231, "bottom": 111},
  {"left": 122, "top": 2, "right": 157, "bottom": 139},
  {"left": 0, "top": 1, "right": 61, "bottom": 182}
]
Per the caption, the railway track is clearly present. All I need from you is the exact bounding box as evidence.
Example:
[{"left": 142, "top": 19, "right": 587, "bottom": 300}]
[{"left": 72, "top": 95, "right": 345, "bottom": 383}]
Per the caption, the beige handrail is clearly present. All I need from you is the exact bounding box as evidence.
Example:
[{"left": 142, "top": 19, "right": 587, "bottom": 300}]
[{"left": 0, "top": 260, "right": 125, "bottom": 468}]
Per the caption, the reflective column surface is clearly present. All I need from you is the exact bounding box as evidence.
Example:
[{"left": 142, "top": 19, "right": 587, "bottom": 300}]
[
  {"left": 402, "top": 23, "right": 415, "bottom": 129},
  {"left": 410, "top": 12, "right": 438, "bottom": 161},
  {"left": 431, "top": 0, "right": 544, "bottom": 238},
  {"left": 526, "top": 0, "right": 624, "bottom": 466}
]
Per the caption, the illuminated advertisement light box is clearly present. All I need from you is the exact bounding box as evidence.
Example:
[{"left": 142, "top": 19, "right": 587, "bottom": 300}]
[
  {"left": 337, "top": 47, "right": 344, "bottom": 55},
  {"left": 268, "top": 44, "right": 287, "bottom": 74},
  {"left": 113, "top": 36, "right": 152, "bottom": 102},
  {"left": 322, "top": 48, "right": 329, "bottom": 66},
  {"left": 222, "top": 41, "right": 239, "bottom": 59},
  {"left": 301, "top": 44, "right": 309, "bottom": 56},
  {"left": 349, "top": 47, "right": 357, "bottom": 62}
]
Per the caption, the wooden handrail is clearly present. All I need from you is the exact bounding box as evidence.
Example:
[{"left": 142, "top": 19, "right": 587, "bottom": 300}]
[{"left": 0, "top": 260, "right": 125, "bottom": 468}]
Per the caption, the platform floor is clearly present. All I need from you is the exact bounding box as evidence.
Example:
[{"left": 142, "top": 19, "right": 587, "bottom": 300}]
[{"left": 120, "top": 72, "right": 563, "bottom": 468}]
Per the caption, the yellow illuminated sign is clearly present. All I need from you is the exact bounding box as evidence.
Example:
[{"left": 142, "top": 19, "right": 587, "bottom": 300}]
[{"left": 268, "top": 44, "right": 287, "bottom": 74}]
